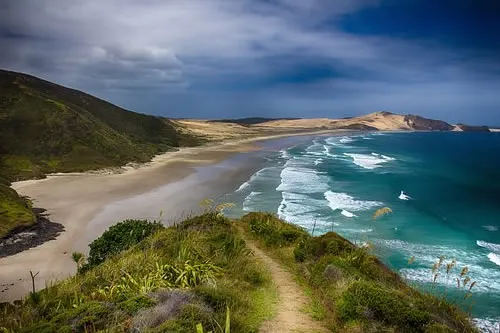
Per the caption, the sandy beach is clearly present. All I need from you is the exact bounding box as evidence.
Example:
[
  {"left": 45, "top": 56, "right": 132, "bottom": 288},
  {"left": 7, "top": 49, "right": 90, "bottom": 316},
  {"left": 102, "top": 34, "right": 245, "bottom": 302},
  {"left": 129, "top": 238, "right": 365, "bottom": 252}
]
[{"left": 0, "top": 130, "right": 340, "bottom": 302}]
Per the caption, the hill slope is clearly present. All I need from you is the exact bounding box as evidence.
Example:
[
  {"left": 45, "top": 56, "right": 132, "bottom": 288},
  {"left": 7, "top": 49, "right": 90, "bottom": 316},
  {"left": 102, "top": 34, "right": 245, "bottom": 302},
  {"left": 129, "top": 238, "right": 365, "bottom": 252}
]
[
  {"left": 0, "top": 69, "right": 200, "bottom": 181},
  {"left": 0, "top": 212, "right": 477, "bottom": 332},
  {"left": 254, "top": 111, "right": 458, "bottom": 131},
  {"left": 0, "top": 69, "right": 202, "bottom": 237}
]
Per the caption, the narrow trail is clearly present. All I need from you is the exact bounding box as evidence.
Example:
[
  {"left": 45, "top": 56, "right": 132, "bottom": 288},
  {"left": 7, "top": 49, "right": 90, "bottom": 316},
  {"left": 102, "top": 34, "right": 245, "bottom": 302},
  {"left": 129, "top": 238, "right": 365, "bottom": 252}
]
[{"left": 244, "top": 239, "right": 329, "bottom": 333}]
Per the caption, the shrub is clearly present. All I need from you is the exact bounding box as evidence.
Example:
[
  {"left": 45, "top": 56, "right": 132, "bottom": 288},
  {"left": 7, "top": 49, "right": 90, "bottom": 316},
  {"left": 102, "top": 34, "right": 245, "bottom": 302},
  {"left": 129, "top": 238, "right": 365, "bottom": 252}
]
[
  {"left": 294, "top": 232, "right": 355, "bottom": 262},
  {"left": 242, "top": 212, "right": 307, "bottom": 246},
  {"left": 87, "top": 219, "right": 164, "bottom": 267},
  {"left": 338, "top": 280, "right": 430, "bottom": 331}
]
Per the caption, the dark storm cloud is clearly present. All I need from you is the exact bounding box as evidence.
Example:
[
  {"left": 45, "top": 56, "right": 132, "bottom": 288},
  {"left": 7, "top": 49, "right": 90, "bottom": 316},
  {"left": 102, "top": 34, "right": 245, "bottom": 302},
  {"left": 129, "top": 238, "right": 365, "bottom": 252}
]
[{"left": 0, "top": 0, "right": 499, "bottom": 124}]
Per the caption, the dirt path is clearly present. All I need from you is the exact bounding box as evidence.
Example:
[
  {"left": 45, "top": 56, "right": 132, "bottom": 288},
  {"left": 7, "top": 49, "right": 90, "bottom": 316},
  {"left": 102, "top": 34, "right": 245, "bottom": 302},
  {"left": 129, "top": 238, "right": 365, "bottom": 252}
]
[{"left": 245, "top": 239, "right": 329, "bottom": 333}]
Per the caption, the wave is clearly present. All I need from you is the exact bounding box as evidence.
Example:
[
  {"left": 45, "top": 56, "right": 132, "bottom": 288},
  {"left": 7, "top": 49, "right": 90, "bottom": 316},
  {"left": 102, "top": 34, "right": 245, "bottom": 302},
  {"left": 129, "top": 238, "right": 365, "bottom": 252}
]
[
  {"left": 477, "top": 240, "right": 500, "bottom": 253},
  {"left": 340, "top": 209, "right": 357, "bottom": 218},
  {"left": 276, "top": 164, "right": 329, "bottom": 194},
  {"left": 483, "top": 225, "right": 499, "bottom": 232},
  {"left": 280, "top": 149, "right": 290, "bottom": 159},
  {"left": 379, "top": 239, "right": 500, "bottom": 293},
  {"left": 277, "top": 192, "right": 332, "bottom": 230},
  {"left": 473, "top": 317, "right": 500, "bottom": 332},
  {"left": 235, "top": 181, "right": 250, "bottom": 193},
  {"left": 314, "top": 158, "right": 323, "bottom": 166},
  {"left": 344, "top": 153, "right": 395, "bottom": 169},
  {"left": 488, "top": 253, "right": 500, "bottom": 267},
  {"left": 235, "top": 167, "right": 275, "bottom": 193},
  {"left": 242, "top": 192, "right": 263, "bottom": 211},
  {"left": 339, "top": 136, "right": 355, "bottom": 143},
  {"left": 324, "top": 191, "right": 383, "bottom": 212},
  {"left": 340, "top": 228, "right": 373, "bottom": 233},
  {"left": 324, "top": 137, "right": 338, "bottom": 146}
]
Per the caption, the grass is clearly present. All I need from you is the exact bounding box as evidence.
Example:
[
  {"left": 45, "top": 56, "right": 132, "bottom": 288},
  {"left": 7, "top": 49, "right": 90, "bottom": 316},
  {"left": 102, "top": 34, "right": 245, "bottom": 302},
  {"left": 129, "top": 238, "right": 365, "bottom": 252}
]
[
  {"left": 0, "top": 180, "right": 35, "bottom": 238},
  {"left": 0, "top": 212, "right": 277, "bottom": 333},
  {"left": 0, "top": 211, "right": 480, "bottom": 332},
  {"left": 240, "top": 212, "right": 478, "bottom": 333}
]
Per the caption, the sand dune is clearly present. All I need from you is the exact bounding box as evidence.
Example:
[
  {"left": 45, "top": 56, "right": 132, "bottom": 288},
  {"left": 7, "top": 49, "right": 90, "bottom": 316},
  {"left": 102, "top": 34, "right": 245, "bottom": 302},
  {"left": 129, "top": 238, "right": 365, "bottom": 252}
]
[{"left": 176, "top": 112, "right": 462, "bottom": 137}]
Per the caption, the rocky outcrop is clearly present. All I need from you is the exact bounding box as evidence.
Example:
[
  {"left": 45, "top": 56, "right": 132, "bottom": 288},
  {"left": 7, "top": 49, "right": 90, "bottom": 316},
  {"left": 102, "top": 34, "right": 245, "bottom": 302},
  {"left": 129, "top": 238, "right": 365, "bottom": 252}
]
[
  {"left": 404, "top": 114, "right": 454, "bottom": 131},
  {"left": 453, "top": 124, "right": 491, "bottom": 132}
]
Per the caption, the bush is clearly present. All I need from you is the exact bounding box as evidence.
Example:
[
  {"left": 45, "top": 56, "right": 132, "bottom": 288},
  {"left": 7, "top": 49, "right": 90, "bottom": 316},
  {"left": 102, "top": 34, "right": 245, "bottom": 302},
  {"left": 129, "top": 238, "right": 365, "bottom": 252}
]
[
  {"left": 338, "top": 280, "right": 430, "bottom": 331},
  {"left": 294, "top": 232, "right": 354, "bottom": 262},
  {"left": 242, "top": 212, "right": 307, "bottom": 246},
  {"left": 87, "top": 219, "right": 163, "bottom": 267}
]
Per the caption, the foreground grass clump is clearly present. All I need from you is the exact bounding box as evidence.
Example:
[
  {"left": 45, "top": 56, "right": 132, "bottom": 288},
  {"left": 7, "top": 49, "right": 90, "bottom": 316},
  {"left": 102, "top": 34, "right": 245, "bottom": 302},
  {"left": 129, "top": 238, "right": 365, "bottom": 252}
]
[
  {"left": 240, "top": 212, "right": 477, "bottom": 333},
  {"left": 0, "top": 212, "right": 277, "bottom": 332}
]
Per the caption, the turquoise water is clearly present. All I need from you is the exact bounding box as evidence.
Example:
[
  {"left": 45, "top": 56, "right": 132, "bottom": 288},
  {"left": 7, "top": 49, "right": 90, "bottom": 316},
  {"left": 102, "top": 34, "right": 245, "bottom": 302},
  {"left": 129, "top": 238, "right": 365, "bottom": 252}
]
[{"left": 225, "top": 132, "right": 500, "bottom": 331}]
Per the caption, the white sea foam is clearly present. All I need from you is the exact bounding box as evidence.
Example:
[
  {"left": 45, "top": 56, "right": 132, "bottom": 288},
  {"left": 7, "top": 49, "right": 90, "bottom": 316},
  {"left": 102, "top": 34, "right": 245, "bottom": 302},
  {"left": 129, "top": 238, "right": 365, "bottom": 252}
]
[
  {"left": 235, "top": 181, "right": 250, "bottom": 193},
  {"left": 339, "top": 136, "right": 355, "bottom": 143},
  {"left": 340, "top": 209, "right": 357, "bottom": 218},
  {"left": 473, "top": 317, "right": 500, "bottom": 333},
  {"left": 314, "top": 158, "right": 323, "bottom": 166},
  {"left": 324, "top": 137, "right": 338, "bottom": 146},
  {"left": 487, "top": 253, "right": 500, "bottom": 266},
  {"left": 242, "top": 192, "right": 263, "bottom": 211},
  {"left": 324, "top": 191, "right": 383, "bottom": 212},
  {"left": 483, "top": 225, "right": 499, "bottom": 232},
  {"left": 276, "top": 164, "right": 329, "bottom": 193},
  {"left": 477, "top": 240, "right": 500, "bottom": 253},
  {"left": 379, "top": 239, "right": 500, "bottom": 293},
  {"left": 280, "top": 149, "right": 290, "bottom": 159},
  {"left": 277, "top": 191, "right": 332, "bottom": 229},
  {"left": 236, "top": 167, "right": 274, "bottom": 192},
  {"left": 340, "top": 228, "right": 373, "bottom": 233},
  {"left": 344, "top": 153, "right": 395, "bottom": 169},
  {"left": 398, "top": 191, "right": 412, "bottom": 200}
]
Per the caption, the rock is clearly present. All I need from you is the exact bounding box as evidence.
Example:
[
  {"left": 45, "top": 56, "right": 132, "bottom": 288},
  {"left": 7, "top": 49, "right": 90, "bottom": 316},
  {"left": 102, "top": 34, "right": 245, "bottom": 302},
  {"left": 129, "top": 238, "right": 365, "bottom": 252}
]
[
  {"left": 404, "top": 114, "right": 454, "bottom": 131},
  {"left": 453, "top": 123, "right": 491, "bottom": 132}
]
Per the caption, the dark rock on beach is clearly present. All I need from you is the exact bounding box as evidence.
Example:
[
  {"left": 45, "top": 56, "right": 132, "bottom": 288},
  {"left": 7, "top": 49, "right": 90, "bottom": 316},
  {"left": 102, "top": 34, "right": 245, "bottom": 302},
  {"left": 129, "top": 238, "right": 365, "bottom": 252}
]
[{"left": 0, "top": 208, "right": 64, "bottom": 258}]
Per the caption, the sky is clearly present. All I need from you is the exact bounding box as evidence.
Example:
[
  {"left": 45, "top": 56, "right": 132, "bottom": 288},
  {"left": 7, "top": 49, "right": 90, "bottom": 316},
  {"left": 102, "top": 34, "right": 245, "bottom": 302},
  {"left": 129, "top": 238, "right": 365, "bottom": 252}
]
[{"left": 1, "top": 0, "right": 499, "bottom": 125}]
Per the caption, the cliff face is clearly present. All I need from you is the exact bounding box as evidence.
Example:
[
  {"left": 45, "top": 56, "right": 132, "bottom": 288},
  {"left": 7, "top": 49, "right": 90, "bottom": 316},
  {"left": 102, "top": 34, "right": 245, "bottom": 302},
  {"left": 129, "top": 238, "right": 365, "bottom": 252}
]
[
  {"left": 453, "top": 123, "right": 491, "bottom": 132},
  {"left": 404, "top": 114, "right": 454, "bottom": 131}
]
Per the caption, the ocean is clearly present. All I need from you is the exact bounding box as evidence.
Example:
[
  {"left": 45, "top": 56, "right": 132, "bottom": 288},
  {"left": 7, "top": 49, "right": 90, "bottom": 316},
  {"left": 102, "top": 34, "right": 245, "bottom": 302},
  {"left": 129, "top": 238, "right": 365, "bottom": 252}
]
[{"left": 224, "top": 131, "right": 500, "bottom": 331}]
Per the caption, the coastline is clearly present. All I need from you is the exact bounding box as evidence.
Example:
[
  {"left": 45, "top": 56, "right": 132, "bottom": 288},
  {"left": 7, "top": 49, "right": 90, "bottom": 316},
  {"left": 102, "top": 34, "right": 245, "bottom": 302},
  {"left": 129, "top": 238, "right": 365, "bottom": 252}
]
[{"left": 0, "top": 129, "right": 344, "bottom": 302}]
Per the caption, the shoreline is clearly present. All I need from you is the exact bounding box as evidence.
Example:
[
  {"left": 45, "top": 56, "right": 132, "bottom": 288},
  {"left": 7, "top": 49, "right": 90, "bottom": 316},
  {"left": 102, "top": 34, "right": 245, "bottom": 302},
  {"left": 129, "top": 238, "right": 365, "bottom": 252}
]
[{"left": 0, "top": 129, "right": 344, "bottom": 302}]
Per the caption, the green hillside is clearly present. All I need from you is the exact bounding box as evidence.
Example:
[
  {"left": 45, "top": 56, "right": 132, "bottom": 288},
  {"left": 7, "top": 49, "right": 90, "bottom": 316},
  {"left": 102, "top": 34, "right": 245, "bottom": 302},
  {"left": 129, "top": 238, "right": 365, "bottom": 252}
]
[
  {"left": 0, "top": 69, "right": 201, "bottom": 181},
  {"left": 0, "top": 212, "right": 477, "bottom": 332},
  {"left": 0, "top": 69, "right": 203, "bottom": 237},
  {"left": 0, "top": 177, "right": 36, "bottom": 237}
]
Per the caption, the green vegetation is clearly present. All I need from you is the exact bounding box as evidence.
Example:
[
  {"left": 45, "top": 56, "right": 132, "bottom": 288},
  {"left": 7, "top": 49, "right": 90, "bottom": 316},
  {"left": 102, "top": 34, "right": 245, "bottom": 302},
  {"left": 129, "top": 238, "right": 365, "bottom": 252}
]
[
  {"left": 241, "top": 212, "right": 477, "bottom": 332},
  {"left": 0, "top": 211, "right": 478, "bottom": 332},
  {"left": 0, "top": 212, "right": 277, "bottom": 332},
  {"left": 86, "top": 219, "right": 164, "bottom": 268},
  {"left": 0, "top": 69, "right": 204, "bottom": 236},
  {"left": 0, "top": 69, "right": 203, "bottom": 181},
  {"left": 0, "top": 178, "right": 35, "bottom": 237}
]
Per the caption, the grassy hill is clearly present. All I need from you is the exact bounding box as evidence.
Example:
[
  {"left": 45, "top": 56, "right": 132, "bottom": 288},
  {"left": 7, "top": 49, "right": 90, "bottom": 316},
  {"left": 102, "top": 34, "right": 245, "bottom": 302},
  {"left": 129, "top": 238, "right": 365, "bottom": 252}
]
[
  {"left": 0, "top": 69, "right": 201, "bottom": 181},
  {"left": 0, "top": 69, "right": 203, "bottom": 237},
  {"left": 0, "top": 177, "right": 36, "bottom": 238},
  {"left": 0, "top": 212, "right": 477, "bottom": 332}
]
